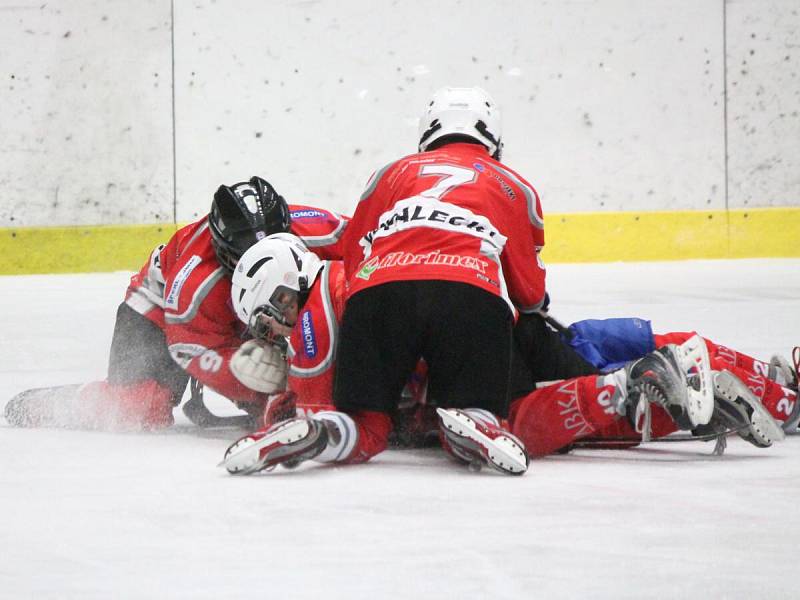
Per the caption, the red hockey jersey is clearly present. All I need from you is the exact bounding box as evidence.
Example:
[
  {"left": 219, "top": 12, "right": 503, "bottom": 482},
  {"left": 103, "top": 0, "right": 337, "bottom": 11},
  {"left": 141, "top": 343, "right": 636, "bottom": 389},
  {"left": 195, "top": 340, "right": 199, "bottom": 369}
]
[
  {"left": 343, "top": 143, "right": 546, "bottom": 314},
  {"left": 123, "top": 205, "right": 348, "bottom": 405},
  {"left": 287, "top": 260, "right": 429, "bottom": 415},
  {"left": 286, "top": 261, "right": 347, "bottom": 412}
]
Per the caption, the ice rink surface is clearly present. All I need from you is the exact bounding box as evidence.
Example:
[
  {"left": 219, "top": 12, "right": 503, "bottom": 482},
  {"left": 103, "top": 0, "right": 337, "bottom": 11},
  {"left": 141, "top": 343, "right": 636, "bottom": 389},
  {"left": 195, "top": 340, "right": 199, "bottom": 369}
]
[{"left": 1, "top": 259, "right": 798, "bottom": 599}]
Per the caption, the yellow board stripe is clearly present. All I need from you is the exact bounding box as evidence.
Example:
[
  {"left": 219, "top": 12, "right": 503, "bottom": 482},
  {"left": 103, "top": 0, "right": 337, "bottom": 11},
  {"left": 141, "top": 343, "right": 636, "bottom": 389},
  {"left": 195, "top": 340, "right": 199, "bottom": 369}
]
[
  {"left": 1, "top": 208, "right": 798, "bottom": 274},
  {"left": 0, "top": 224, "right": 179, "bottom": 275},
  {"left": 541, "top": 207, "right": 800, "bottom": 262}
]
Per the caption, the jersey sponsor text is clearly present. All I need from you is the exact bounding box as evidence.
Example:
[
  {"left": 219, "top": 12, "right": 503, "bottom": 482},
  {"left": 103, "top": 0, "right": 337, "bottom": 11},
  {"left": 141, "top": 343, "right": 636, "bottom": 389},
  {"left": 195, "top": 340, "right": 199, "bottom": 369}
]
[
  {"left": 300, "top": 310, "right": 317, "bottom": 358},
  {"left": 359, "top": 197, "right": 507, "bottom": 258},
  {"left": 165, "top": 255, "right": 202, "bottom": 309},
  {"left": 356, "top": 250, "right": 489, "bottom": 280},
  {"left": 291, "top": 209, "right": 328, "bottom": 219}
]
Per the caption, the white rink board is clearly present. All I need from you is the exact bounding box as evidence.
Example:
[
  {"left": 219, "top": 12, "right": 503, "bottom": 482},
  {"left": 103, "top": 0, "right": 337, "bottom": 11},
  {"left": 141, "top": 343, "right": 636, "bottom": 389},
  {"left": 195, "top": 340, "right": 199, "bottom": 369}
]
[
  {"left": 2, "top": 1, "right": 798, "bottom": 228},
  {"left": 726, "top": 1, "right": 800, "bottom": 209},
  {"left": 1, "top": 259, "right": 799, "bottom": 599},
  {"left": 172, "top": 0, "right": 725, "bottom": 219}
]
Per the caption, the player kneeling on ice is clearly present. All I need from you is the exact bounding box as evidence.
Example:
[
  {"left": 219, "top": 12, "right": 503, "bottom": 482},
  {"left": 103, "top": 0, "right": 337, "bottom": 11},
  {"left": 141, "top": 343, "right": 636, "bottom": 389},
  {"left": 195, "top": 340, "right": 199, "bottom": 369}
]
[
  {"left": 220, "top": 235, "right": 530, "bottom": 475},
  {"left": 222, "top": 87, "right": 551, "bottom": 476},
  {"left": 4, "top": 176, "right": 348, "bottom": 431}
]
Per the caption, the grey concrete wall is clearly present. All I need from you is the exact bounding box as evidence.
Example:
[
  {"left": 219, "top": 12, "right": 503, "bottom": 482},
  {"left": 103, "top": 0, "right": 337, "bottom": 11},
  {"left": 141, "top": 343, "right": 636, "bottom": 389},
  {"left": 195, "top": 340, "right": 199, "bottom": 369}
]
[
  {"left": 1, "top": 0, "right": 797, "bottom": 227},
  {"left": 726, "top": 0, "right": 800, "bottom": 208},
  {"left": 0, "top": 1, "right": 174, "bottom": 227}
]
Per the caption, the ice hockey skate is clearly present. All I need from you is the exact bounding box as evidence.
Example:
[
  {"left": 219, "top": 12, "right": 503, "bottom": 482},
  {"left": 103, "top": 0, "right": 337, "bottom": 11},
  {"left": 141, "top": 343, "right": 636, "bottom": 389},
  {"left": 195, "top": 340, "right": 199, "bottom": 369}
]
[
  {"left": 768, "top": 348, "right": 799, "bottom": 391},
  {"left": 219, "top": 417, "right": 329, "bottom": 475},
  {"left": 437, "top": 408, "right": 529, "bottom": 476},
  {"left": 710, "top": 370, "right": 785, "bottom": 447},
  {"left": 623, "top": 334, "right": 714, "bottom": 437},
  {"left": 768, "top": 349, "right": 799, "bottom": 434},
  {"left": 5, "top": 385, "right": 85, "bottom": 428}
]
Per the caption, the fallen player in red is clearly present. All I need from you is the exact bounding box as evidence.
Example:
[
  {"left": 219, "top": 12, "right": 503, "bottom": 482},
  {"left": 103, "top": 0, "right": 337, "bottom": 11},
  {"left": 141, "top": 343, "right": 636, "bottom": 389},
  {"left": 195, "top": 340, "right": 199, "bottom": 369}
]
[{"left": 4, "top": 177, "right": 348, "bottom": 431}]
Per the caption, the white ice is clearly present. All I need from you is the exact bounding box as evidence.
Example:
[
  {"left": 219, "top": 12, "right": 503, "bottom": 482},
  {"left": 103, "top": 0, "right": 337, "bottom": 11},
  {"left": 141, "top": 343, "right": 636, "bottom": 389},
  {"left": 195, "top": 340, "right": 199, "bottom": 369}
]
[{"left": 1, "top": 259, "right": 799, "bottom": 599}]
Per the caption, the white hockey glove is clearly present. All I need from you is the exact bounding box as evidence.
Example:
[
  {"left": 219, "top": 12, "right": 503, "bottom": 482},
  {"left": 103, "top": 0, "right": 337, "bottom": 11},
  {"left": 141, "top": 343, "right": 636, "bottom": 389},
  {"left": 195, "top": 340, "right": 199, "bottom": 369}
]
[{"left": 230, "top": 339, "right": 288, "bottom": 394}]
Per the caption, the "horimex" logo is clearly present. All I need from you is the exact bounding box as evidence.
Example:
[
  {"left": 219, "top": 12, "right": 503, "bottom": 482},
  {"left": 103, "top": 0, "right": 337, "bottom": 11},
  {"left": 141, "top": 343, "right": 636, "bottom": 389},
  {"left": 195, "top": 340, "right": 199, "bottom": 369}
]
[{"left": 356, "top": 251, "right": 489, "bottom": 280}]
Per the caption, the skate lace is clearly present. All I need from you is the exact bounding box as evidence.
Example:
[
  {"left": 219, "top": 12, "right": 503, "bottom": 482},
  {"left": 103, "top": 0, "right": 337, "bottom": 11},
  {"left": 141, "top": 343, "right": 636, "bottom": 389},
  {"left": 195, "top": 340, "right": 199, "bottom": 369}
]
[{"left": 633, "top": 382, "right": 666, "bottom": 442}]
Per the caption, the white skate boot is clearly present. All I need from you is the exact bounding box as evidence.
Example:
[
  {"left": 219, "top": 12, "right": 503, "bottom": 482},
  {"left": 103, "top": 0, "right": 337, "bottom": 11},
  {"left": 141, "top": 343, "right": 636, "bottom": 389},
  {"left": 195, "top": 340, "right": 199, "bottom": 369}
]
[
  {"left": 219, "top": 417, "right": 329, "bottom": 475},
  {"left": 711, "top": 370, "right": 785, "bottom": 448},
  {"left": 623, "top": 334, "right": 714, "bottom": 438},
  {"left": 437, "top": 408, "right": 529, "bottom": 476}
]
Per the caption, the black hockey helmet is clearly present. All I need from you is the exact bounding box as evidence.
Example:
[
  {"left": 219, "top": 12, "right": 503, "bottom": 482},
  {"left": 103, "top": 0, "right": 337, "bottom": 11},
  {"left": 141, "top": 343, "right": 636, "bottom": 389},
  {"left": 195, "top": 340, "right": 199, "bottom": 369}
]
[{"left": 208, "top": 176, "right": 292, "bottom": 272}]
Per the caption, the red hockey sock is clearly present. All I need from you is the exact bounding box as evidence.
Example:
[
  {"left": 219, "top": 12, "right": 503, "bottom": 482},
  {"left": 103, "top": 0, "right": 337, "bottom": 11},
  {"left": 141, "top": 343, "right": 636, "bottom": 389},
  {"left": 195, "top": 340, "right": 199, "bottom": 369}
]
[
  {"left": 344, "top": 410, "right": 393, "bottom": 464},
  {"left": 654, "top": 332, "right": 773, "bottom": 379},
  {"left": 707, "top": 342, "right": 771, "bottom": 376},
  {"left": 509, "top": 373, "right": 683, "bottom": 457},
  {"left": 80, "top": 380, "right": 175, "bottom": 430},
  {"left": 509, "top": 376, "right": 620, "bottom": 457}
]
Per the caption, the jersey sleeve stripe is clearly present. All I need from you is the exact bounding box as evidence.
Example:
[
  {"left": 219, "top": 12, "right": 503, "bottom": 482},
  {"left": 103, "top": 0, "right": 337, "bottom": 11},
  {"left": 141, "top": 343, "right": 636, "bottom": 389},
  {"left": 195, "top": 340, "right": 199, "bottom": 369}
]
[
  {"left": 488, "top": 164, "right": 544, "bottom": 229},
  {"left": 185, "top": 221, "right": 210, "bottom": 250},
  {"left": 287, "top": 265, "right": 338, "bottom": 378},
  {"left": 125, "top": 287, "right": 164, "bottom": 314},
  {"left": 358, "top": 160, "right": 398, "bottom": 203},
  {"left": 164, "top": 267, "right": 226, "bottom": 324},
  {"left": 299, "top": 217, "right": 347, "bottom": 248}
]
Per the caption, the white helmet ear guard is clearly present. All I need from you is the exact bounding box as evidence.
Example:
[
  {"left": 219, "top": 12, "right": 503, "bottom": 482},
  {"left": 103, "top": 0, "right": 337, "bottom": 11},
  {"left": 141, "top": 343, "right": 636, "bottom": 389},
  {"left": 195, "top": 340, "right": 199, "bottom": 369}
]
[
  {"left": 418, "top": 87, "right": 503, "bottom": 158},
  {"left": 230, "top": 233, "right": 323, "bottom": 328}
]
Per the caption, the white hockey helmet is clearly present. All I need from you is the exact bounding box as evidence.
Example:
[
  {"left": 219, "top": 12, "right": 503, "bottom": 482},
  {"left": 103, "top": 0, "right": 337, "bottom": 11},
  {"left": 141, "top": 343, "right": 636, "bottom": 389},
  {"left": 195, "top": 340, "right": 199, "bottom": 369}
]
[
  {"left": 230, "top": 233, "right": 323, "bottom": 329},
  {"left": 417, "top": 87, "right": 503, "bottom": 159}
]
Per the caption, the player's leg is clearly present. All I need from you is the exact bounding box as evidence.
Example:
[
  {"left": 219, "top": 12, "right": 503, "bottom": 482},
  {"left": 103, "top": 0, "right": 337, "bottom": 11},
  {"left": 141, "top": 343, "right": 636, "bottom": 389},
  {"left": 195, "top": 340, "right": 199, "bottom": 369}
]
[
  {"left": 5, "top": 303, "right": 182, "bottom": 429},
  {"left": 509, "top": 335, "right": 716, "bottom": 456},
  {"left": 422, "top": 281, "right": 513, "bottom": 415},
  {"left": 333, "top": 283, "right": 422, "bottom": 410},
  {"left": 512, "top": 312, "right": 600, "bottom": 393},
  {"left": 655, "top": 332, "right": 798, "bottom": 390},
  {"left": 419, "top": 281, "right": 529, "bottom": 474},
  {"left": 332, "top": 282, "right": 425, "bottom": 459},
  {"left": 107, "top": 302, "right": 189, "bottom": 402},
  {"left": 654, "top": 332, "right": 797, "bottom": 432},
  {"left": 507, "top": 372, "right": 679, "bottom": 457}
]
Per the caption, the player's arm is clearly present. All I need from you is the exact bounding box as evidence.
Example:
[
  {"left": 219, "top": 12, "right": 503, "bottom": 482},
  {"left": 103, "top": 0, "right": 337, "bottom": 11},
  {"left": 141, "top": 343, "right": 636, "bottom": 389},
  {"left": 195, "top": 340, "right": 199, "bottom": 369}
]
[
  {"left": 163, "top": 275, "right": 277, "bottom": 406},
  {"left": 165, "top": 325, "right": 271, "bottom": 406},
  {"left": 502, "top": 228, "right": 547, "bottom": 313},
  {"left": 285, "top": 307, "right": 337, "bottom": 415},
  {"left": 501, "top": 175, "right": 547, "bottom": 313},
  {"left": 288, "top": 205, "right": 350, "bottom": 260}
]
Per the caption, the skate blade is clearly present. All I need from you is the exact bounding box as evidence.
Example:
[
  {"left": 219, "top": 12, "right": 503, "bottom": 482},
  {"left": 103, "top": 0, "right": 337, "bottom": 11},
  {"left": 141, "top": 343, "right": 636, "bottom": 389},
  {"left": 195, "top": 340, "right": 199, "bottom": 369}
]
[
  {"left": 219, "top": 419, "right": 312, "bottom": 475},
  {"left": 714, "top": 370, "right": 785, "bottom": 446},
  {"left": 436, "top": 408, "right": 529, "bottom": 475},
  {"left": 676, "top": 334, "right": 715, "bottom": 427}
]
